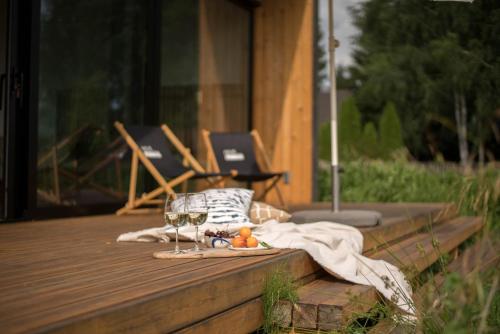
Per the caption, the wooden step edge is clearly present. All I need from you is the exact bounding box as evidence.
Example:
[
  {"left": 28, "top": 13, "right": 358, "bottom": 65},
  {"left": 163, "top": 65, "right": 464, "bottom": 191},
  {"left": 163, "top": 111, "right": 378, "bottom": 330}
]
[
  {"left": 176, "top": 297, "right": 264, "bottom": 334},
  {"left": 39, "top": 250, "right": 321, "bottom": 334},
  {"left": 287, "top": 216, "right": 484, "bottom": 331},
  {"left": 372, "top": 216, "right": 484, "bottom": 271},
  {"left": 414, "top": 235, "right": 499, "bottom": 310},
  {"left": 369, "top": 233, "right": 498, "bottom": 334},
  {"left": 362, "top": 202, "right": 458, "bottom": 253},
  {"left": 175, "top": 269, "right": 327, "bottom": 333}
]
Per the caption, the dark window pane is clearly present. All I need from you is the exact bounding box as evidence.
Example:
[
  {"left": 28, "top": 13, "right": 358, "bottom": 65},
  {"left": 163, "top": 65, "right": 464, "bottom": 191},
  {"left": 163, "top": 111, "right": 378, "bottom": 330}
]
[
  {"left": 160, "top": 0, "right": 250, "bottom": 159},
  {"left": 37, "top": 0, "right": 148, "bottom": 208},
  {"left": 160, "top": 0, "right": 199, "bottom": 153}
]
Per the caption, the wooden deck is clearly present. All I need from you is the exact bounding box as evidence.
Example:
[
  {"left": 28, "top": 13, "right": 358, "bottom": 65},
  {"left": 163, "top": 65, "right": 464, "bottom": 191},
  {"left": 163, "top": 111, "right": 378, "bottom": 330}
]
[{"left": 0, "top": 203, "right": 456, "bottom": 334}]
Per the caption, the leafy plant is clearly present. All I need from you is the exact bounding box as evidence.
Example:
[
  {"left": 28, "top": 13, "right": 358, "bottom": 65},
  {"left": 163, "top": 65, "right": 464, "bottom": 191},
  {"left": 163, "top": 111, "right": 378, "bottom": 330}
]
[
  {"left": 360, "top": 122, "right": 379, "bottom": 158},
  {"left": 339, "top": 97, "right": 363, "bottom": 161},
  {"left": 379, "top": 102, "right": 404, "bottom": 159}
]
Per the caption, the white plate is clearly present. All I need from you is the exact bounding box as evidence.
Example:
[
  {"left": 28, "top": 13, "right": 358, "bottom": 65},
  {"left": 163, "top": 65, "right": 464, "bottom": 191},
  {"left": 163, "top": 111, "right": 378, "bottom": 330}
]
[{"left": 228, "top": 244, "right": 272, "bottom": 251}]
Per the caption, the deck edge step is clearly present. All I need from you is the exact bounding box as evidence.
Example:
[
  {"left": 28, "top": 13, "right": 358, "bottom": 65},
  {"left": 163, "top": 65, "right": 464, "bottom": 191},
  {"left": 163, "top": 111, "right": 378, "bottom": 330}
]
[{"left": 287, "top": 216, "right": 483, "bottom": 330}]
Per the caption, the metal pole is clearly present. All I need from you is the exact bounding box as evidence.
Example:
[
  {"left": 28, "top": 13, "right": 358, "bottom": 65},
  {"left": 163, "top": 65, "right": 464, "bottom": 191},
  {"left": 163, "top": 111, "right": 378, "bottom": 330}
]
[{"left": 328, "top": 0, "right": 339, "bottom": 212}]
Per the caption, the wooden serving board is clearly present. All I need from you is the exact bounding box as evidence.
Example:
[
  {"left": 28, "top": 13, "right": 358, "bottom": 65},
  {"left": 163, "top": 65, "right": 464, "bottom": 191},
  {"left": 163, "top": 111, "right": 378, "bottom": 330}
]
[{"left": 153, "top": 248, "right": 280, "bottom": 259}]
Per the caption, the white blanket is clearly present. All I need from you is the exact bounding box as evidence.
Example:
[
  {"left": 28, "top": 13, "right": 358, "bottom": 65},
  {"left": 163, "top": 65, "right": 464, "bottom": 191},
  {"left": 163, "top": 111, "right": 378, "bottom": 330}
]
[{"left": 117, "top": 220, "right": 414, "bottom": 316}]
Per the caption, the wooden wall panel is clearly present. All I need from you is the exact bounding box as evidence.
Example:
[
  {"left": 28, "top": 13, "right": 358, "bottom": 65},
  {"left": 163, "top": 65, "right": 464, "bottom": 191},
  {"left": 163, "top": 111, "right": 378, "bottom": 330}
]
[
  {"left": 198, "top": 0, "right": 250, "bottom": 162},
  {"left": 252, "top": 0, "right": 314, "bottom": 205}
]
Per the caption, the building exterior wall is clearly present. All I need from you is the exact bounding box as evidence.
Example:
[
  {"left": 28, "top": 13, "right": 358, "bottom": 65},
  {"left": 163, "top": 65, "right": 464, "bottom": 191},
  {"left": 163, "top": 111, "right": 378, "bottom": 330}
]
[{"left": 252, "top": 0, "right": 314, "bottom": 205}]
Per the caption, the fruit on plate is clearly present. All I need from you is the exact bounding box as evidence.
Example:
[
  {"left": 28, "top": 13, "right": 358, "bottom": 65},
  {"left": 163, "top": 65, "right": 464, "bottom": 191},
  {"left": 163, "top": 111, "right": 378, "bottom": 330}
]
[
  {"left": 231, "top": 236, "right": 247, "bottom": 248},
  {"left": 230, "top": 227, "right": 261, "bottom": 248},
  {"left": 239, "top": 227, "right": 252, "bottom": 239},
  {"left": 246, "top": 236, "right": 258, "bottom": 248}
]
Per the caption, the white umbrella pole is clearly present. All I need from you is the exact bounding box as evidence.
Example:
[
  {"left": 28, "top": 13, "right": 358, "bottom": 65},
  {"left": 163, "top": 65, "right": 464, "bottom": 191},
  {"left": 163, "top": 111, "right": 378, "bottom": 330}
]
[{"left": 328, "top": 0, "right": 340, "bottom": 212}]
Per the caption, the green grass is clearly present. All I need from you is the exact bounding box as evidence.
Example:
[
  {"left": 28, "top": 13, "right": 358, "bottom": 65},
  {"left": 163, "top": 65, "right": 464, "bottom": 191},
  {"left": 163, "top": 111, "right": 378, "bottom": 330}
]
[
  {"left": 421, "top": 269, "right": 500, "bottom": 334},
  {"left": 318, "top": 160, "right": 499, "bottom": 230},
  {"left": 261, "top": 267, "right": 298, "bottom": 334}
]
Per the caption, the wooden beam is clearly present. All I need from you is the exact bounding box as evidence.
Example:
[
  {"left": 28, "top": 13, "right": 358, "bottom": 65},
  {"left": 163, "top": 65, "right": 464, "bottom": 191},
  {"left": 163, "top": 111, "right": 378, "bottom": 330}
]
[
  {"left": 161, "top": 124, "right": 205, "bottom": 174},
  {"left": 252, "top": 0, "right": 314, "bottom": 205}
]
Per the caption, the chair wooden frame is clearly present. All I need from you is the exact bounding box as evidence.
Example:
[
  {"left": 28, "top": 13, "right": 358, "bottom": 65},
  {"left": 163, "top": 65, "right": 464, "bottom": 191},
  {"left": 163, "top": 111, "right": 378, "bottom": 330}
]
[
  {"left": 114, "top": 122, "right": 229, "bottom": 215},
  {"left": 37, "top": 124, "right": 125, "bottom": 205},
  {"left": 202, "top": 129, "right": 286, "bottom": 207}
]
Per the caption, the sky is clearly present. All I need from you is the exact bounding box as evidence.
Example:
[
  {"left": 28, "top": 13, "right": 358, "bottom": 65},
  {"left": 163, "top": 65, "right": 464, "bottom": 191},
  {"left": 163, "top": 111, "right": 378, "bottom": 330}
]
[{"left": 317, "top": 0, "right": 364, "bottom": 68}]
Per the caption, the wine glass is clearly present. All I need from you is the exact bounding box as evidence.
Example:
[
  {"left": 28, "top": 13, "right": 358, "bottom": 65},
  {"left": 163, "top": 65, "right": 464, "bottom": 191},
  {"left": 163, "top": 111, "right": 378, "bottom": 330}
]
[
  {"left": 164, "top": 193, "right": 188, "bottom": 254},
  {"left": 187, "top": 193, "right": 208, "bottom": 252}
]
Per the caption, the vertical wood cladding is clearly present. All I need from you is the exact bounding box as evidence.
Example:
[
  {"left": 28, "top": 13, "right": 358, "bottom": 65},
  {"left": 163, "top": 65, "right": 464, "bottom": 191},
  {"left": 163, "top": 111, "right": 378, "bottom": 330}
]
[{"left": 253, "top": 0, "right": 314, "bottom": 205}]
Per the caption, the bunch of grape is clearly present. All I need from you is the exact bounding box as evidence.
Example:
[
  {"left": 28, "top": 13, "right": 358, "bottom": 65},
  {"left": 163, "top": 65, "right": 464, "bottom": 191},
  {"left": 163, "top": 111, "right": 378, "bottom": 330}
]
[{"left": 204, "top": 229, "right": 232, "bottom": 238}]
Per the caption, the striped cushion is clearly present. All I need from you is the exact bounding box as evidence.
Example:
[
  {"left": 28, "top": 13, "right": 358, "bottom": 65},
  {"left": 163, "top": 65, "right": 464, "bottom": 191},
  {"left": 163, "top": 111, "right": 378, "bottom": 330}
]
[
  {"left": 249, "top": 201, "right": 291, "bottom": 224},
  {"left": 199, "top": 188, "right": 254, "bottom": 224}
]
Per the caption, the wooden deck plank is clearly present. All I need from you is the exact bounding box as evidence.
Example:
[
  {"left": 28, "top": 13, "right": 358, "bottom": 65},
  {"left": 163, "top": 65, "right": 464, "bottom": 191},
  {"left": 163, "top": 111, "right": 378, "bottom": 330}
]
[
  {"left": 21, "top": 251, "right": 317, "bottom": 334},
  {"left": 176, "top": 297, "right": 264, "bottom": 334},
  {"left": 0, "top": 203, "right": 453, "bottom": 334}
]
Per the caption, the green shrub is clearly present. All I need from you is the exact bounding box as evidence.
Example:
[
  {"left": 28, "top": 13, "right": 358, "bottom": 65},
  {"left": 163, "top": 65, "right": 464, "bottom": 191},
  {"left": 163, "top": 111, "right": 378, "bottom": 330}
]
[
  {"left": 360, "top": 122, "right": 379, "bottom": 158},
  {"left": 379, "top": 101, "right": 404, "bottom": 159},
  {"left": 339, "top": 96, "right": 362, "bottom": 160}
]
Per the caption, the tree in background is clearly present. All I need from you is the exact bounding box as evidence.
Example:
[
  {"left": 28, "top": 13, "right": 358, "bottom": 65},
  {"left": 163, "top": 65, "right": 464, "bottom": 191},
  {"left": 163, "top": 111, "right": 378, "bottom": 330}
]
[
  {"left": 339, "top": 97, "right": 362, "bottom": 160},
  {"left": 319, "top": 98, "right": 405, "bottom": 161},
  {"left": 360, "top": 122, "right": 378, "bottom": 158},
  {"left": 379, "top": 102, "right": 404, "bottom": 158},
  {"left": 349, "top": 0, "right": 500, "bottom": 167}
]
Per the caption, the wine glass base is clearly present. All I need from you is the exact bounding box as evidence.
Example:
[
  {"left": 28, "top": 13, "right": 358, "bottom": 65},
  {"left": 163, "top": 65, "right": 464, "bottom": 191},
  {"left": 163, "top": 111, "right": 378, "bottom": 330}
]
[{"left": 165, "top": 248, "right": 187, "bottom": 254}]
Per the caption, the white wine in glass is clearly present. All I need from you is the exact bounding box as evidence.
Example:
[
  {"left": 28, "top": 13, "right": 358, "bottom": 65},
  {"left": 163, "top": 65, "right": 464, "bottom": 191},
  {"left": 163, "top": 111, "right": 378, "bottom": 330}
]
[
  {"left": 164, "top": 193, "right": 188, "bottom": 254},
  {"left": 187, "top": 193, "right": 208, "bottom": 251}
]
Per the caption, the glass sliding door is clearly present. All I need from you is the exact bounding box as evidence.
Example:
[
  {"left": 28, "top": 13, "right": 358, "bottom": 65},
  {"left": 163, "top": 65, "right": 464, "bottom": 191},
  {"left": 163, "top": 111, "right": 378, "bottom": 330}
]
[
  {"left": 27, "top": 0, "right": 252, "bottom": 217},
  {"left": 37, "top": 0, "right": 148, "bottom": 209},
  {"left": 159, "top": 0, "right": 200, "bottom": 153}
]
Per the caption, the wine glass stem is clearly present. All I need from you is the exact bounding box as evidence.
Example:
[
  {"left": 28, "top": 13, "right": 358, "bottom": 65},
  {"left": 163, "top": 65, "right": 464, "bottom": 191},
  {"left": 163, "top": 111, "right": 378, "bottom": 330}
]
[
  {"left": 175, "top": 228, "right": 180, "bottom": 254},
  {"left": 194, "top": 226, "right": 200, "bottom": 251}
]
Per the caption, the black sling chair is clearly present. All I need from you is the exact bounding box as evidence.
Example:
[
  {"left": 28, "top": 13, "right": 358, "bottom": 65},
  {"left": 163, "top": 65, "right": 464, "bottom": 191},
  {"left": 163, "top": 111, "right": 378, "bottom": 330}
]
[
  {"left": 202, "top": 129, "right": 285, "bottom": 207},
  {"left": 114, "top": 122, "right": 232, "bottom": 215}
]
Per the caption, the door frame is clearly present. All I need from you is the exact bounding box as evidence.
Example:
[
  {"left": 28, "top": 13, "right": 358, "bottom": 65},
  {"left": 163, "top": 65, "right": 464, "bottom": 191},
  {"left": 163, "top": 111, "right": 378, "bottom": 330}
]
[{"left": 2, "top": 0, "right": 39, "bottom": 221}]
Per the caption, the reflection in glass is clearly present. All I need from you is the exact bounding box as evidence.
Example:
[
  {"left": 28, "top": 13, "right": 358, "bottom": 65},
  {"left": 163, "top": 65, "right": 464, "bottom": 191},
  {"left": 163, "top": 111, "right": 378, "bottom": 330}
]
[
  {"left": 160, "top": 0, "right": 250, "bottom": 158},
  {"left": 35, "top": 0, "right": 251, "bottom": 212},
  {"left": 160, "top": 0, "right": 199, "bottom": 154},
  {"left": 37, "top": 0, "right": 147, "bottom": 207}
]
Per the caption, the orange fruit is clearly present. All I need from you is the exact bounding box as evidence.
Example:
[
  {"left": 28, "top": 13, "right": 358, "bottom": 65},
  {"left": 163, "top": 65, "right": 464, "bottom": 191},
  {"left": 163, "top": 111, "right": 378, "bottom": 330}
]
[
  {"left": 239, "top": 227, "right": 252, "bottom": 239},
  {"left": 231, "top": 236, "right": 247, "bottom": 248},
  {"left": 246, "top": 236, "right": 258, "bottom": 248}
]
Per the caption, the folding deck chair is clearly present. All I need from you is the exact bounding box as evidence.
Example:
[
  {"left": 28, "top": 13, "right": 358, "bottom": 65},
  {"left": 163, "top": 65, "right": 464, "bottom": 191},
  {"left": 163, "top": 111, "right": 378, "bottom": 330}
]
[
  {"left": 114, "top": 122, "right": 232, "bottom": 215},
  {"left": 37, "top": 124, "right": 126, "bottom": 205},
  {"left": 202, "top": 129, "right": 286, "bottom": 207}
]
